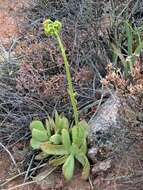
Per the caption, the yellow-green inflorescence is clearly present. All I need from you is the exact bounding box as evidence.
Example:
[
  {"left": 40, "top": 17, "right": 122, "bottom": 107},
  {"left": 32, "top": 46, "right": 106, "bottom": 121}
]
[
  {"left": 43, "top": 19, "right": 62, "bottom": 36},
  {"left": 43, "top": 19, "right": 79, "bottom": 126}
]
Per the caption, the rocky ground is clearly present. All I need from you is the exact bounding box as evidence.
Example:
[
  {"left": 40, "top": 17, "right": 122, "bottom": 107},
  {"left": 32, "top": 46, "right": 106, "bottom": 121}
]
[{"left": 0, "top": 0, "right": 143, "bottom": 190}]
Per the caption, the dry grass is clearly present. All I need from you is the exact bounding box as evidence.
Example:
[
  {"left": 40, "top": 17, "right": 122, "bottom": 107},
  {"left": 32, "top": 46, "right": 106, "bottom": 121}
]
[{"left": 0, "top": 0, "right": 143, "bottom": 189}]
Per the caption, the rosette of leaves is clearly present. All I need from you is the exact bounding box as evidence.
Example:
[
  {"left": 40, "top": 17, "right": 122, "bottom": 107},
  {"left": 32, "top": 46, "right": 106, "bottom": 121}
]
[
  {"left": 29, "top": 112, "right": 69, "bottom": 157},
  {"left": 40, "top": 120, "right": 90, "bottom": 181}
]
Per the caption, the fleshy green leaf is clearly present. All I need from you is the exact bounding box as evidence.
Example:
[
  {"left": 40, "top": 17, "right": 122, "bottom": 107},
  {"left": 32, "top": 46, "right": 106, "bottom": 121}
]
[
  {"left": 55, "top": 111, "right": 69, "bottom": 131},
  {"left": 35, "top": 152, "right": 49, "bottom": 160},
  {"left": 70, "top": 143, "right": 80, "bottom": 155},
  {"left": 71, "top": 121, "right": 88, "bottom": 148},
  {"left": 40, "top": 143, "right": 68, "bottom": 155},
  {"left": 78, "top": 120, "right": 88, "bottom": 132},
  {"left": 60, "top": 116, "right": 69, "bottom": 130},
  {"left": 79, "top": 138, "right": 87, "bottom": 154},
  {"left": 71, "top": 126, "right": 79, "bottom": 145},
  {"left": 32, "top": 128, "right": 49, "bottom": 142},
  {"left": 30, "top": 138, "right": 42, "bottom": 149},
  {"left": 55, "top": 111, "right": 59, "bottom": 125},
  {"left": 55, "top": 111, "right": 61, "bottom": 131},
  {"left": 47, "top": 117, "right": 56, "bottom": 132},
  {"left": 30, "top": 120, "right": 45, "bottom": 131},
  {"left": 49, "top": 155, "right": 68, "bottom": 166},
  {"left": 62, "top": 128, "right": 71, "bottom": 152},
  {"left": 62, "top": 154, "right": 75, "bottom": 181},
  {"left": 81, "top": 155, "right": 90, "bottom": 180},
  {"left": 45, "top": 119, "right": 52, "bottom": 137},
  {"left": 77, "top": 120, "right": 88, "bottom": 146},
  {"left": 78, "top": 126, "right": 85, "bottom": 143},
  {"left": 50, "top": 134, "right": 62, "bottom": 144},
  {"left": 75, "top": 154, "right": 90, "bottom": 180}
]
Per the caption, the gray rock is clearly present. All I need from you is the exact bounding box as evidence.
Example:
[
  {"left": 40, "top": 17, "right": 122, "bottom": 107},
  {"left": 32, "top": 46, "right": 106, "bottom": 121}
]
[{"left": 87, "top": 93, "right": 142, "bottom": 162}]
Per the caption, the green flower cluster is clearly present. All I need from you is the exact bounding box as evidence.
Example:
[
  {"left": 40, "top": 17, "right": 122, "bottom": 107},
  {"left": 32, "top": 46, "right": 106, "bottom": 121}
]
[{"left": 43, "top": 19, "right": 62, "bottom": 36}]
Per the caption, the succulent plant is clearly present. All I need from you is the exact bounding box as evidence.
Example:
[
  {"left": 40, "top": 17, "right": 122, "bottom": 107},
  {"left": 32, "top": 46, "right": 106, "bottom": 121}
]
[
  {"left": 40, "top": 120, "right": 90, "bottom": 181},
  {"left": 29, "top": 116, "right": 90, "bottom": 180},
  {"left": 30, "top": 112, "right": 69, "bottom": 150},
  {"left": 29, "top": 19, "right": 90, "bottom": 181}
]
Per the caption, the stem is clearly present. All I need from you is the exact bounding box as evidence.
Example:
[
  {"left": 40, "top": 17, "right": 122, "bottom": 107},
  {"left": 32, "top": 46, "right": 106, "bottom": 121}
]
[{"left": 55, "top": 32, "right": 79, "bottom": 125}]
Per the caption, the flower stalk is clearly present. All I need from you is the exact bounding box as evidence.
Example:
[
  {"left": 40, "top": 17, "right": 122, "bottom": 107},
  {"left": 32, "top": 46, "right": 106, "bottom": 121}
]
[{"left": 43, "top": 19, "right": 79, "bottom": 125}]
